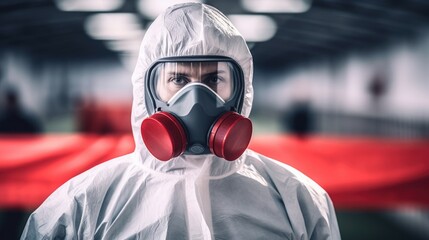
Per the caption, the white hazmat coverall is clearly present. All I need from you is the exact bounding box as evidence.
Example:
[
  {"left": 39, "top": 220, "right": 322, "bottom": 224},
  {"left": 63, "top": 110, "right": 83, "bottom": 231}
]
[{"left": 21, "top": 3, "right": 341, "bottom": 240}]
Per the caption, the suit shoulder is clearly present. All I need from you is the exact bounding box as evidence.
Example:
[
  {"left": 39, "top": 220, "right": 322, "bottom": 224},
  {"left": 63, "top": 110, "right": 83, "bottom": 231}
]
[{"left": 244, "top": 149, "right": 328, "bottom": 197}]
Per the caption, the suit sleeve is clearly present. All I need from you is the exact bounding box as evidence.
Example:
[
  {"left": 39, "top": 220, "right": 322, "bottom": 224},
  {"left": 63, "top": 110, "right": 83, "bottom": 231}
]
[{"left": 20, "top": 179, "right": 86, "bottom": 240}]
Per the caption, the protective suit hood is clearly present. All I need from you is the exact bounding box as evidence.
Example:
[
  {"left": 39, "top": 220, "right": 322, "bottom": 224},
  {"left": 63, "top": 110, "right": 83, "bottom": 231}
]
[{"left": 131, "top": 3, "right": 253, "bottom": 175}]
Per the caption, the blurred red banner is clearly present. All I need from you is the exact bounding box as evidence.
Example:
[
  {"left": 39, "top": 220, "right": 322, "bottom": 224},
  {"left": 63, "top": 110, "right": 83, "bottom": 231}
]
[{"left": 1, "top": 134, "right": 428, "bottom": 210}]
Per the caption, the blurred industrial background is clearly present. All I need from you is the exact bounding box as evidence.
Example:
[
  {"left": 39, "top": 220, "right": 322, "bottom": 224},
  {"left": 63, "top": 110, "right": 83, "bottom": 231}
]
[{"left": 1, "top": 0, "right": 429, "bottom": 239}]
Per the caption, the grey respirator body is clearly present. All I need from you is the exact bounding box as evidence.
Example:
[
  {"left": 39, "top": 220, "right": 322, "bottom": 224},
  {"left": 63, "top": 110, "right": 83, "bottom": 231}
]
[{"left": 141, "top": 56, "right": 252, "bottom": 161}]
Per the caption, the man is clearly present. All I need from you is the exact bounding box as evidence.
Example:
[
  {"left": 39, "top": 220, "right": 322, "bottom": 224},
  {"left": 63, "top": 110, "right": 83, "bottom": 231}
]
[{"left": 22, "top": 3, "right": 340, "bottom": 239}]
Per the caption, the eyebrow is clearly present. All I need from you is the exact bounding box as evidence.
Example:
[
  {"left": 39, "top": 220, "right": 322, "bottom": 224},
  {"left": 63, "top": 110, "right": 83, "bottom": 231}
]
[
  {"left": 167, "top": 72, "right": 191, "bottom": 77},
  {"left": 202, "top": 70, "right": 226, "bottom": 77},
  {"left": 167, "top": 70, "right": 226, "bottom": 76}
]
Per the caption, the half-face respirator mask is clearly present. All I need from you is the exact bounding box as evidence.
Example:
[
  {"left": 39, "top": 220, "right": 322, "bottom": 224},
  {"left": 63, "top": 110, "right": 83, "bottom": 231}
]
[{"left": 141, "top": 56, "right": 252, "bottom": 161}]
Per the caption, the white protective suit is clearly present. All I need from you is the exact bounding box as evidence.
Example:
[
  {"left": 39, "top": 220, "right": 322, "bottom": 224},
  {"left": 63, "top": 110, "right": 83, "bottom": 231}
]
[{"left": 21, "top": 3, "right": 340, "bottom": 240}]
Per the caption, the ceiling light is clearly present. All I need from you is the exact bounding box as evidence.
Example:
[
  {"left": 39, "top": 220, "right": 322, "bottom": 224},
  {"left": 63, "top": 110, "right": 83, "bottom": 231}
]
[
  {"left": 55, "top": 0, "right": 124, "bottom": 12},
  {"left": 241, "top": 0, "right": 312, "bottom": 13},
  {"left": 84, "top": 13, "right": 144, "bottom": 40},
  {"left": 228, "top": 15, "right": 277, "bottom": 42},
  {"left": 137, "top": 0, "right": 203, "bottom": 19}
]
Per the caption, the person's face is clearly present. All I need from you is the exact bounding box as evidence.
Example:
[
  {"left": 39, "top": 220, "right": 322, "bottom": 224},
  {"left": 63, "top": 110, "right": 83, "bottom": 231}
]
[{"left": 156, "top": 62, "right": 233, "bottom": 102}]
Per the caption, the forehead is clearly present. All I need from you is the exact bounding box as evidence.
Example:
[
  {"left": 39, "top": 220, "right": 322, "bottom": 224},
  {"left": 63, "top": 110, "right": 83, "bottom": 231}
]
[{"left": 162, "top": 62, "right": 230, "bottom": 74}]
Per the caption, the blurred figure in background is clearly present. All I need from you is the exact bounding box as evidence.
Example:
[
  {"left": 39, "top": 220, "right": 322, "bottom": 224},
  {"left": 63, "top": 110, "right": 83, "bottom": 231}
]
[
  {"left": 280, "top": 80, "right": 314, "bottom": 137},
  {"left": 367, "top": 69, "right": 389, "bottom": 110},
  {"left": 282, "top": 100, "right": 314, "bottom": 137},
  {"left": 0, "top": 87, "right": 42, "bottom": 134}
]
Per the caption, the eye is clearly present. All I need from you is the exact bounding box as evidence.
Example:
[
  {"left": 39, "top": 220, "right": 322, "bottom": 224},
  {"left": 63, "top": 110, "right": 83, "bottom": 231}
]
[
  {"left": 169, "top": 75, "right": 190, "bottom": 86},
  {"left": 204, "top": 75, "right": 223, "bottom": 85}
]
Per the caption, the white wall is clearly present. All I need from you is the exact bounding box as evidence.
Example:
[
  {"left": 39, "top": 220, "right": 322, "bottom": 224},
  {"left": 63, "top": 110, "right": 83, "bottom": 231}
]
[{"left": 257, "top": 32, "right": 429, "bottom": 121}]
